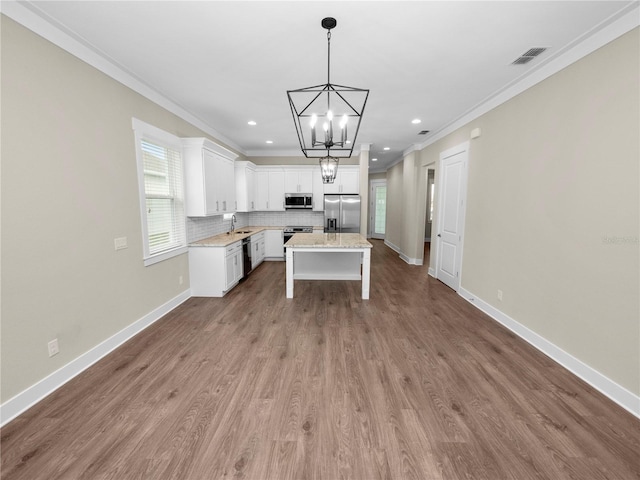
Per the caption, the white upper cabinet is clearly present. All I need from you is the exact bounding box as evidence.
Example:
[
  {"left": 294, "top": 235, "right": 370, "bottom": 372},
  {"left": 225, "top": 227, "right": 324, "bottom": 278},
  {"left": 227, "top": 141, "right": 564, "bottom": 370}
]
[
  {"left": 322, "top": 166, "right": 360, "bottom": 194},
  {"left": 312, "top": 169, "right": 325, "bottom": 211},
  {"left": 255, "top": 168, "right": 285, "bottom": 211},
  {"left": 182, "top": 138, "right": 238, "bottom": 216},
  {"left": 284, "top": 168, "right": 313, "bottom": 193},
  {"left": 235, "top": 161, "right": 256, "bottom": 212}
]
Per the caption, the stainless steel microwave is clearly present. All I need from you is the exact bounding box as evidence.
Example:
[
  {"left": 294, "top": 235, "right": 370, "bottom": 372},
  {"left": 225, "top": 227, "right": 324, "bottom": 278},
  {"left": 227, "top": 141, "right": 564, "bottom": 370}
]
[{"left": 284, "top": 193, "right": 312, "bottom": 209}]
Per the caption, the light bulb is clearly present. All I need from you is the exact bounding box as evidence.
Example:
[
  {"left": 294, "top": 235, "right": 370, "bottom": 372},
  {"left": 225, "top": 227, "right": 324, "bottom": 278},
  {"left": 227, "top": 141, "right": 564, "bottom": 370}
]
[
  {"left": 340, "top": 115, "right": 348, "bottom": 128},
  {"left": 323, "top": 122, "right": 329, "bottom": 132},
  {"left": 310, "top": 114, "right": 317, "bottom": 127},
  {"left": 327, "top": 111, "right": 333, "bottom": 121}
]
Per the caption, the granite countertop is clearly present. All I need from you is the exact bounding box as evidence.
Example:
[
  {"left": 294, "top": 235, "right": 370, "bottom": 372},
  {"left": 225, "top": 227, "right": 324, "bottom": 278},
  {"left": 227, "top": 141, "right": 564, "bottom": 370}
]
[
  {"left": 190, "top": 226, "right": 279, "bottom": 247},
  {"left": 285, "top": 233, "right": 372, "bottom": 249}
]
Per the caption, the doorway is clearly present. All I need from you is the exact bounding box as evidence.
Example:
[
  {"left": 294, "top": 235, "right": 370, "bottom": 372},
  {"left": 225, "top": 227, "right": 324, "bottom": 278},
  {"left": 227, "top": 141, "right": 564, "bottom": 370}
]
[
  {"left": 369, "top": 180, "right": 387, "bottom": 239},
  {"left": 435, "top": 142, "right": 469, "bottom": 291},
  {"left": 425, "top": 168, "right": 435, "bottom": 242}
]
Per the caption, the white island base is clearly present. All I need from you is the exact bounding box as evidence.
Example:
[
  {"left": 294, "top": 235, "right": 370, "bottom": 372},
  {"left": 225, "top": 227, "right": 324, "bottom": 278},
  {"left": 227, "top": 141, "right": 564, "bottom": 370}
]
[{"left": 285, "top": 233, "right": 373, "bottom": 299}]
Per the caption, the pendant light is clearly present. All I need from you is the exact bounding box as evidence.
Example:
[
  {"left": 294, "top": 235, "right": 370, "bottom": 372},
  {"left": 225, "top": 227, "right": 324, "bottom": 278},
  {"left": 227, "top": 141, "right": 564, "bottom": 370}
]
[{"left": 287, "top": 17, "right": 369, "bottom": 183}]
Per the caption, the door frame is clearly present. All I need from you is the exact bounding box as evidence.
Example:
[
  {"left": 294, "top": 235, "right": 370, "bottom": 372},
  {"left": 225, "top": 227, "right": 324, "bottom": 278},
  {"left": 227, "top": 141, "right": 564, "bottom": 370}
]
[
  {"left": 435, "top": 142, "right": 469, "bottom": 291},
  {"left": 369, "top": 179, "right": 387, "bottom": 239}
]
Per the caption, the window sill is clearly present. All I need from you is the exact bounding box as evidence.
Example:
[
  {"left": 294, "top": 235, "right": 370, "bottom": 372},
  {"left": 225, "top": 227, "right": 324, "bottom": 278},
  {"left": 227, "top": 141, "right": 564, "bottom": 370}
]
[{"left": 143, "top": 246, "right": 188, "bottom": 266}]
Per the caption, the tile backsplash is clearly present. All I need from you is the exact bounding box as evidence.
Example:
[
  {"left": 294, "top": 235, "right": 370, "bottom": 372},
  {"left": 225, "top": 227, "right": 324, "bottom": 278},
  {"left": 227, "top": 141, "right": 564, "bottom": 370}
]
[{"left": 187, "top": 211, "right": 324, "bottom": 243}]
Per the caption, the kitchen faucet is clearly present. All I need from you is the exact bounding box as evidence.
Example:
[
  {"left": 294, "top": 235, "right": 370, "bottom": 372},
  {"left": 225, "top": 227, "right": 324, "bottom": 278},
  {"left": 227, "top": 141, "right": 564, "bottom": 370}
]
[{"left": 230, "top": 214, "right": 236, "bottom": 233}]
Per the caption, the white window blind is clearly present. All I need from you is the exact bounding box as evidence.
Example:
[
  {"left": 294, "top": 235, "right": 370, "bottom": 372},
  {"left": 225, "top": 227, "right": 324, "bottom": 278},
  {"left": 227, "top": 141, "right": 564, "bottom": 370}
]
[{"left": 133, "top": 118, "right": 187, "bottom": 266}]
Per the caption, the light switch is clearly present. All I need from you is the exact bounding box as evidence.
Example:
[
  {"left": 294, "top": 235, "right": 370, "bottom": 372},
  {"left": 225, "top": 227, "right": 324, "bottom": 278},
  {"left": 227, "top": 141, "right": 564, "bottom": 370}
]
[{"left": 114, "top": 237, "right": 128, "bottom": 250}]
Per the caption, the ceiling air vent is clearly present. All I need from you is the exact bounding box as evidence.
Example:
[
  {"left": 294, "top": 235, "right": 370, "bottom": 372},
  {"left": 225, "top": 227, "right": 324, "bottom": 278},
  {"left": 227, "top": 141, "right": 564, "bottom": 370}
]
[
  {"left": 418, "top": 130, "right": 430, "bottom": 135},
  {"left": 512, "top": 47, "right": 547, "bottom": 65}
]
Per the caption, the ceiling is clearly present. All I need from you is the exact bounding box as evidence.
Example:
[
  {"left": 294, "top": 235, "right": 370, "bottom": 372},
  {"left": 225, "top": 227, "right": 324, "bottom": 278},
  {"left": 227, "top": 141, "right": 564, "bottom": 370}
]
[{"left": 20, "top": 1, "right": 637, "bottom": 171}]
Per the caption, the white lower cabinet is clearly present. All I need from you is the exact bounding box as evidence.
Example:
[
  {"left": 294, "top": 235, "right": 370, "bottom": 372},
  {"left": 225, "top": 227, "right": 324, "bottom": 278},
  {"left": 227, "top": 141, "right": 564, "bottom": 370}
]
[
  {"left": 264, "top": 229, "right": 284, "bottom": 260},
  {"left": 189, "top": 241, "right": 243, "bottom": 297},
  {"left": 225, "top": 244, "right": 243, "bottom": 289},
  {"left": 251, "top": 231, "right": 266, "bottom": 269}
]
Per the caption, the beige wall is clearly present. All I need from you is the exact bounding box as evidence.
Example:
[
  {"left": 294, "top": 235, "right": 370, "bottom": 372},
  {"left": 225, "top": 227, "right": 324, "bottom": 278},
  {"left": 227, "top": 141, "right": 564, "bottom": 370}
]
[
  {"left": 0, "top": 17, "right": 232, "bottom": 403},
  {"left": 384, "top": 162, "right": 404, "bottom": 250},
  {"left": 414, "top": 28, "right": 638, "bottom": 395},
  {"left": 368, "top": 172, "right": 387, "bottom": 182}
]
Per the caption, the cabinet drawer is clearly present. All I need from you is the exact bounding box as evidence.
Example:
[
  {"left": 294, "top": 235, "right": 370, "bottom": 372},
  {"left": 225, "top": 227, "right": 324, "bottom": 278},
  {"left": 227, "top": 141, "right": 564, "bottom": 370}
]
[{"left": 226, "top": 241, "right": 242, "bottom": 255}]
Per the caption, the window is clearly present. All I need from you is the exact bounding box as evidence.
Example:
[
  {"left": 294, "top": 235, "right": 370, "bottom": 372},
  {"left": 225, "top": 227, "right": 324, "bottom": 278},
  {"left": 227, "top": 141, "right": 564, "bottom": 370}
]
[{"left": 133, "top": 118, "right": 186, "bottom": 266}]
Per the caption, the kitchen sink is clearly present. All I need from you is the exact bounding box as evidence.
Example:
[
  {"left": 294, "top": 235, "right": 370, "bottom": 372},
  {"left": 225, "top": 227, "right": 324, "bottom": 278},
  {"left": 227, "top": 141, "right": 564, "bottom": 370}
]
[{"left": 235, "top": 230, "right": 252, "bottom": 234}]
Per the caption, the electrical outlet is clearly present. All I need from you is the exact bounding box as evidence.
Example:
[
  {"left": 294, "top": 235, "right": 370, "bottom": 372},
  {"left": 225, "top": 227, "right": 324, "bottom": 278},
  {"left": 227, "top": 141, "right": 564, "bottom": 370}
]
[
  {"left": 497, "top": 289, "right": 503, "bottom": 301},
  {"left": 179, "top": 275, "right": 184, "bottom": 285},
  {"left": 48, "top": 338, "right": 59, "bottom": 357}
]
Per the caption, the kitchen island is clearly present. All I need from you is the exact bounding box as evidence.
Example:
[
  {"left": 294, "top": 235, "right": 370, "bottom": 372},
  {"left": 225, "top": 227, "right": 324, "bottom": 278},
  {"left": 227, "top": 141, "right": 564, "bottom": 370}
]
[{"left": 285, "top": 233, "right": 373, "bottom": 299}]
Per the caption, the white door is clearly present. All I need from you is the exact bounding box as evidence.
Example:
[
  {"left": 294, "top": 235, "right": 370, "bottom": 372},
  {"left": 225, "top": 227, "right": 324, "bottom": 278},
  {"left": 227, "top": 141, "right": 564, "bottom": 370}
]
[
  {"left": 369, "top": 180, "right": 387, "bottom": 239},
  {"left": 436, "top": 143, "right": 469, "bottom": 291}
]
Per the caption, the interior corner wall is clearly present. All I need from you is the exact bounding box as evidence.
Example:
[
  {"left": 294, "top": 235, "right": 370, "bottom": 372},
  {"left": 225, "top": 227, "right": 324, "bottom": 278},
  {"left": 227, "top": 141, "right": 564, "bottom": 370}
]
[
  {"left": 384, "top": 162, "right": 404, "bottom": 252},
  {"left": 0, "top": 16, "right": 223, "bottom": 404},
  {"left": 359, "top": 149, "right": 370, "bottom": 236},
  {"left": 400, "top": 151, "right": 426, "bottom": 262},
  {"left": 423, "top": 28, "right": 640, "bottom": 396}
]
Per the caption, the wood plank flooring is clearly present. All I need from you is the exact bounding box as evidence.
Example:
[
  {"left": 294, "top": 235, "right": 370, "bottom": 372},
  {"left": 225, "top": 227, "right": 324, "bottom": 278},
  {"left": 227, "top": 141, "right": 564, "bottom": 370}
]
[{"left": 2, "top": 240, "right": 639, "bottom": 479}]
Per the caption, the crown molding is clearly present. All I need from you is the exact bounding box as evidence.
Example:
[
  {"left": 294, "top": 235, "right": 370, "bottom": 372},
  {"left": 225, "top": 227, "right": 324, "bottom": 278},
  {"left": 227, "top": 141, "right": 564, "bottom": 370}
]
[
  {"left": 419, "top": 2, "right": 640, "bottom": 150},
  {"left": 0, "top": 0, "right": 246, "bottom": 155}
]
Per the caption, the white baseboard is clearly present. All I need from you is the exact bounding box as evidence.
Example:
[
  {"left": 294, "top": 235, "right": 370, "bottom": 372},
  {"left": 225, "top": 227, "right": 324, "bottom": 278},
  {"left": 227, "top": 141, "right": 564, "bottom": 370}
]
[
  {"left": 458, "top": 287, "right": 640, "bottom": 418},
  {"left": 383, "top": 240, "right": 423, "bottom": 265},
  {"left": 0, "top": 289, "right": 191, "bottom": 426},
  {"left": 383, "top": 239, "right": 401, "bottom": 254},
  {"left": 399, "top": 253, "right": 423, "bottom": 266},
  {"left": 428, "top": 267, "right": 436, "bottom": 277}
]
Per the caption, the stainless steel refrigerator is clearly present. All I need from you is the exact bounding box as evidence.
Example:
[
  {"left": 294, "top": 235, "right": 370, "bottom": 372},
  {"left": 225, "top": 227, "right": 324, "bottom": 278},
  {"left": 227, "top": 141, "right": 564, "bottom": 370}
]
[{"left": 324, "top": 194, "right": 361, "bottom": 233}]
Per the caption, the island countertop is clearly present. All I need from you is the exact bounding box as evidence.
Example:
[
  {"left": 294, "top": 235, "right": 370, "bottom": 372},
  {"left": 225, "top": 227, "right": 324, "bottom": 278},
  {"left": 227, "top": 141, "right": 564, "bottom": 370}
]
[{"left": 286, "top": 233, "right": 372, "bottom": 249}]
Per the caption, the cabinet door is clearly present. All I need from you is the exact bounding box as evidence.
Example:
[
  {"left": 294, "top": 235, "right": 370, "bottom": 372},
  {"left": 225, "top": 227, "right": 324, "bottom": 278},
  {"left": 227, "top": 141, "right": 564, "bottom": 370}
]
[
  {"left": 264, "top": 230, "right": 284, "bottom": 258},
  {"left": 203, "top": 150, "right": 220, "bottom": 214},
  {"left": 284, "top": 171, "right": 300, "bottom": 193},
  {"left": 298, "top": 170, "right": 313, "bottom": 193},
  {"left": 246, "top": 168, "right": 255, "bottom": 211},
  {"left": 223, "top": 158, "right": 236, "bottom": 212},
  {"left": 340, "top": 169, "right": 359, "bottom": 194},
  {"left": 252, "top": 241, "right": 260, "bottom": 269},
  {"left": 234, "top": 163, "right": 252, "bottom": 212},
  {"left": 268, "top": 171, "right": 285, "bottom": 211},
  {"left": 323, "top": 174, "right": 340, "bottom": 194},
  {"left": 255, "top": 171, "right": 269, "bottom": 210},
  {"left": 312, "top": 169, "right": 324, "bottom": 211},
  {"left": 225, "top": 252, "right": 236, "bottom": 288},
  {"left": 234, "top": 251, "right": 244, "bottom": 282}
]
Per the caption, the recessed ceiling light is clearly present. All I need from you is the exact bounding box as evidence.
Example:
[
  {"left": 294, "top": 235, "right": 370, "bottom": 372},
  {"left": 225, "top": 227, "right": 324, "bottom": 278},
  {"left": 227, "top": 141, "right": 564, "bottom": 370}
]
[
  {"left": 372, "top": 158, "right": 378, "bottom": 162},
  {"left": 265, "top": 140, "right": 273, "bottom": 144},
  {"left": 383, "top": 147, "right": 390, "bottom": 151},
  {"left": 412, "top": 119, "right": 421, "bottom": 124},
  {"left": 248, "top": 120, "right": 257, "bottom": 126}
]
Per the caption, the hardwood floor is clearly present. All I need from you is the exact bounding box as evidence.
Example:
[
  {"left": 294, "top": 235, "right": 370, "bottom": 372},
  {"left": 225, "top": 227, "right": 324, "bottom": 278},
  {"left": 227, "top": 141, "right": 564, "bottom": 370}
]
[{"left": 2, "top": 239, "right": 639, "bottom": 479}]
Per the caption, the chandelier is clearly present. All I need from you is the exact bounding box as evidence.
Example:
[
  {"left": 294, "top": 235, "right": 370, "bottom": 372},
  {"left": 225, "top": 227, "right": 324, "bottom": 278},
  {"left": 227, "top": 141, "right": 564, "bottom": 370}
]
[{"left": 287, "top": 17, "right": 369, "bottom": 183}]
